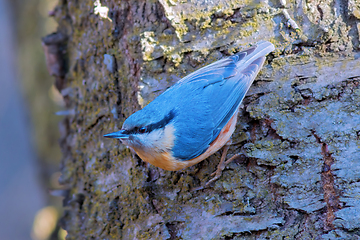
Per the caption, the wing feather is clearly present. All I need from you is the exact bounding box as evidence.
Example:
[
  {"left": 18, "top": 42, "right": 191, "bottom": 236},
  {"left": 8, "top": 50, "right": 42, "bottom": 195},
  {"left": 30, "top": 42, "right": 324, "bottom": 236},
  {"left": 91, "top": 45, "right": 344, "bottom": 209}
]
[{"left": 163, "top": 41, "right": 274, "bottom": 160}]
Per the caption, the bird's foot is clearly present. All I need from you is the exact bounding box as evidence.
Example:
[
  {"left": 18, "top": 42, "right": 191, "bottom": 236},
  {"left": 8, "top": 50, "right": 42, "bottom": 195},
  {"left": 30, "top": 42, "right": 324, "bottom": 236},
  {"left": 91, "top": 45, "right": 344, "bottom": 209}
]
[
  {"left": 205, "top": 153, "right": 241, "bottom": 187},
  {"left": 205, "top": 168, "right": 223, "bottom": 187}
]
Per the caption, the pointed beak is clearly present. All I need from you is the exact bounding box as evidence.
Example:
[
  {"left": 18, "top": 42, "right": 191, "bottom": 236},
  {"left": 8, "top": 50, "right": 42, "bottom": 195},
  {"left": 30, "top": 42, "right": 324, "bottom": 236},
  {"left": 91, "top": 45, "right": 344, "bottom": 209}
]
[{"left": 103, "top": 130, "right": 129, "bottom": 139}]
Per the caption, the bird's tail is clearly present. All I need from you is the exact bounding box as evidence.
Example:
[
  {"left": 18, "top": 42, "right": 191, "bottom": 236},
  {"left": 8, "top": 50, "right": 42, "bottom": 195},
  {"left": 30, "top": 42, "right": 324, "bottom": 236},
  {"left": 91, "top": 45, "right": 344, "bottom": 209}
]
[{"left": 236, "top": 41, "right": 275, "bottom": 72}]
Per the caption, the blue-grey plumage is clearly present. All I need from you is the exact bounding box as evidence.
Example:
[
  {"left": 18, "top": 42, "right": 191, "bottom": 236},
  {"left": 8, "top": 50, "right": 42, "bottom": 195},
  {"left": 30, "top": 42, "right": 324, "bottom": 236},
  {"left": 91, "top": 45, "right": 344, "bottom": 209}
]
[{"left": 105, "top": 41, "right": 275, "bottom": 171}]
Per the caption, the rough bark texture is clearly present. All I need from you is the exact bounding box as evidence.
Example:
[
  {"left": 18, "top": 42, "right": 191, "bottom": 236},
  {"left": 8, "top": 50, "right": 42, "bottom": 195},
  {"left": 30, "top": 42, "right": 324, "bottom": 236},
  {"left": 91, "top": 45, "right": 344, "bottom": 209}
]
[{"left": 49, "top": 0, "right": 360, "bottom": 239}]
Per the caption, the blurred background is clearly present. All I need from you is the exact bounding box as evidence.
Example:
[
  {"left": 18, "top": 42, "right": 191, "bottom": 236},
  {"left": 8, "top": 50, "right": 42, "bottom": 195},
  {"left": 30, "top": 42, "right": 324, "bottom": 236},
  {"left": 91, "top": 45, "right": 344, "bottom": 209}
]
[{"left": 0, "top": 0, "right": 66, "bottom": 239}]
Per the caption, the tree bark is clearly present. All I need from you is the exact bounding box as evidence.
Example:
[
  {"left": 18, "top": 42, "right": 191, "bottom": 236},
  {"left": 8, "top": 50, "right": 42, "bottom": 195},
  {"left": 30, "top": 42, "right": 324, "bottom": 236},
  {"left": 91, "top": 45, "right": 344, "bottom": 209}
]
[{"left": 48, "top": 0, "right": 360, "bottom": 239}]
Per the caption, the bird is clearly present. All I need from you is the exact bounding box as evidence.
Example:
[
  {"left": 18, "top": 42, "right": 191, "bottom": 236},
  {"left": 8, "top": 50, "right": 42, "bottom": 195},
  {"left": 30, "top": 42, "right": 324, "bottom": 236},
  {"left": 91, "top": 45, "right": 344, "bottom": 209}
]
[{"left": 104, "top": 41, "right": 274, "bottom": 186}]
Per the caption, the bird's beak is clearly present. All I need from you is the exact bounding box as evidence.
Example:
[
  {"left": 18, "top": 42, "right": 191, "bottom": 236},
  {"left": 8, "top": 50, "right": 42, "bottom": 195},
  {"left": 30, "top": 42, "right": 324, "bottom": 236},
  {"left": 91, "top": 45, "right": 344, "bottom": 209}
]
[{"left": 103, "top": 130, "right": 129, "bottom": 139}]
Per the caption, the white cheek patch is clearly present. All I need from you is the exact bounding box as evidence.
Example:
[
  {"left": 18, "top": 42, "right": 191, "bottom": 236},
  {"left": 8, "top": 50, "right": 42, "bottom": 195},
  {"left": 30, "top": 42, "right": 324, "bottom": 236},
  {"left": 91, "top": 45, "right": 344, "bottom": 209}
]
[
  {"left": 143, "top": 129, "right": 164, "bottom": 148},
  {"left": 162, "top": 124, "right": 176, "bottom": 150},
  {"left": 134, "top": 123, "right": 176, "bottom": 152}
]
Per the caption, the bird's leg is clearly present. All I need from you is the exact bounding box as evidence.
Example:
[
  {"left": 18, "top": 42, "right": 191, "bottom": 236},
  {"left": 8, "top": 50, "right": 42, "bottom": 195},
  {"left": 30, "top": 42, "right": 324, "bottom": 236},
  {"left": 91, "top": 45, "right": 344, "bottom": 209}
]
[{"left": 205, "top": 140, "right": 241, "bottom": 187}]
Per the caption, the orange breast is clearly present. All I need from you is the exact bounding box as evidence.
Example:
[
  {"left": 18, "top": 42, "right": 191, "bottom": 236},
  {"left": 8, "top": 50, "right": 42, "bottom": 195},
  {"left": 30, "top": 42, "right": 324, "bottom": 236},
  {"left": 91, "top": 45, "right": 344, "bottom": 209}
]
[
  {"left": 132, "top": 147, "right": 182, "bottom": 170},
  {"left": 132, "top": 110, "right": 239, "bottom": 171}
]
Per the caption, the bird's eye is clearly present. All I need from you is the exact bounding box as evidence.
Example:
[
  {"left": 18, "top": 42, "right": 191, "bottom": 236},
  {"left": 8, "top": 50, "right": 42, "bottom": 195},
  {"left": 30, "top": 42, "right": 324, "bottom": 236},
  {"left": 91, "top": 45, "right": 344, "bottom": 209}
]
[{"left": 139, "top": 127, "right": 147, "bottom": 133}]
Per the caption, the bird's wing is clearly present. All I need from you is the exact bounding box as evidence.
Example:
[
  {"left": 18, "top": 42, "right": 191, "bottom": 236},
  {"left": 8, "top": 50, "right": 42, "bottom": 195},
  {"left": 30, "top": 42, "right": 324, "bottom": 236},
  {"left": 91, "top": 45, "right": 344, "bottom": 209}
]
[
  {"left": 208, "top": 56, "right": 266, "bottom": 138},
  {"left": 169, "top": 41, "right": 274, "bottom": 160}
]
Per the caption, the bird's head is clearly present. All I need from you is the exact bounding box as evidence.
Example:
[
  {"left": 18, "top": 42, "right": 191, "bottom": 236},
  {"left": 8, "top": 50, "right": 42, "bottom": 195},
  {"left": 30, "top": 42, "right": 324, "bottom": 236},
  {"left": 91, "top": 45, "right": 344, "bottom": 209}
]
[{"left": 104, "top": 108, "right": 177, "bottom": 152}]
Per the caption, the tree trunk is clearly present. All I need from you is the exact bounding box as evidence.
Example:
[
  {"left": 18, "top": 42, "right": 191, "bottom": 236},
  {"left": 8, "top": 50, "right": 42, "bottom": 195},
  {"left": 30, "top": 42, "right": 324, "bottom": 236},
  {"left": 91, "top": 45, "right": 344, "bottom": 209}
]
[{"left": 46, "top": 0, "right": 360, "bottom": 239}]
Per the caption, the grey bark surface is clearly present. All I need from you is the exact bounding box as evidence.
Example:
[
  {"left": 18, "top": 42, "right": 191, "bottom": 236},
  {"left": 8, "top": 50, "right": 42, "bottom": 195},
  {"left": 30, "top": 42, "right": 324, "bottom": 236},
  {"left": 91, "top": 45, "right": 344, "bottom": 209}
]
[{"left": 49, "top": 0, "right": 360, "bottom": 239}]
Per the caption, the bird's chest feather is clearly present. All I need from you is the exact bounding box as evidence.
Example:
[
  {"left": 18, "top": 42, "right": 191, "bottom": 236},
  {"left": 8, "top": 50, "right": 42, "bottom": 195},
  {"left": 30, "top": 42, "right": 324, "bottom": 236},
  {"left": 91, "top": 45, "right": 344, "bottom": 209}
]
[
  {"left": 130, "top": 124, "right": 189, "bottom": 171},
  {"left": 132, "top": 147, "right": 187, "bottom": 171}
]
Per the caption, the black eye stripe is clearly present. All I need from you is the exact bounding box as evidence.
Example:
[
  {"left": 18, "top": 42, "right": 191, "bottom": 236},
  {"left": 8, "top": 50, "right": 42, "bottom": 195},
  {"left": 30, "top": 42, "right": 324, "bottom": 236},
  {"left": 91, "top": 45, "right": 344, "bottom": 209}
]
[
  {"left": 127, "top": 109, "right": 176, "bottom": 134},
  {"left": 146, "top": 109, "right": 176, "bottom": 132}
]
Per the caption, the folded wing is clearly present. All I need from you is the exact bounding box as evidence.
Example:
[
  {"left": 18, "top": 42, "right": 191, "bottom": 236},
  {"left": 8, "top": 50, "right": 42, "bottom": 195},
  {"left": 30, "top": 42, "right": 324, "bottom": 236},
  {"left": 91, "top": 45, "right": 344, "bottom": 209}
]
[{"left": 166, "top": 41, "right": 275, "bottom": 160}]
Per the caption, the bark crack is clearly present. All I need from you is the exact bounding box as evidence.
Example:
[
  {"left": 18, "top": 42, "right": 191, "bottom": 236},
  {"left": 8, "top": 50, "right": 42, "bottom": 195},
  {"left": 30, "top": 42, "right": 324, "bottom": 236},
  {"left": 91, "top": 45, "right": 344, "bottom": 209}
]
[
  {"left": 311, "top": 130, "right": 341, "bottom": 231},
  {"left": 86, "top": 115, "right": 106, "bottom": 131}
]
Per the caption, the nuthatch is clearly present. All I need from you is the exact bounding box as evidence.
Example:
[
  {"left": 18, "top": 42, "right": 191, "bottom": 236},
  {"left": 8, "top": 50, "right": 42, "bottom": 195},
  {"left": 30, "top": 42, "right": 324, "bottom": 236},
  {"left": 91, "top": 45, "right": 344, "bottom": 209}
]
[{"left": 105, "top": 41, "right": 274, "bottom": 186}]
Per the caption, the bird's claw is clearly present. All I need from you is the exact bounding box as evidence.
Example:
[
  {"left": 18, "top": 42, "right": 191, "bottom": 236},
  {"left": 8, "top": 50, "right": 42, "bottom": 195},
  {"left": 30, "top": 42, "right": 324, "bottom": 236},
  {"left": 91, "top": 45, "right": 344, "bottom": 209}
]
[
  {"left": 205, "top": 171, "right": 223, "bottom": 187},
  {"left": 205, "top": 161, "right": 226, "bottom": 187},
  {"left": 205, "top": 153, "right": 241, "bottom": 187}
]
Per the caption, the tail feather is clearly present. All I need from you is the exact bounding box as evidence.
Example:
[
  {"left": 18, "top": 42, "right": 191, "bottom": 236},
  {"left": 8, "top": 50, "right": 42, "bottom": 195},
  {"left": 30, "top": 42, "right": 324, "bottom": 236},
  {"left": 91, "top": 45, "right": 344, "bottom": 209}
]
[{"left": 236, "top": 41, "right": 274, "bottom": 72}]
